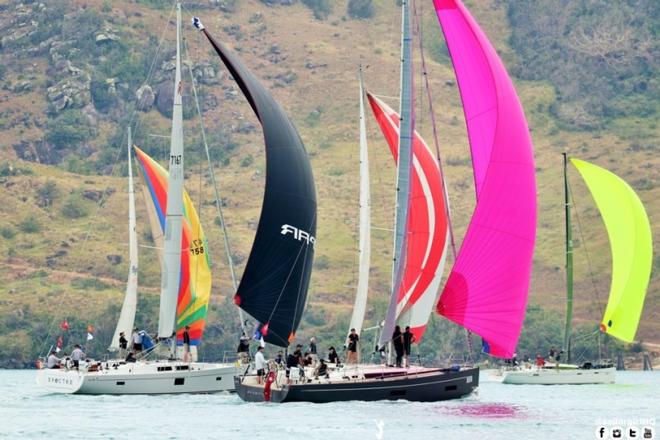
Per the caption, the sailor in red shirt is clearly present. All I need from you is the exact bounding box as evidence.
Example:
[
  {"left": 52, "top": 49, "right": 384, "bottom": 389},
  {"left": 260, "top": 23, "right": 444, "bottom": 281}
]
[{"left": 535, "top": 354, "right": 546, "bottom": 367}]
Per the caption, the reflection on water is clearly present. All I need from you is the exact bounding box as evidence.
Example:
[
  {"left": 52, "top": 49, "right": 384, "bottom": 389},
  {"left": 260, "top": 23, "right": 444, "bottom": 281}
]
[{"left": 441, "top": 402, "right": 527, "bottom": 419}]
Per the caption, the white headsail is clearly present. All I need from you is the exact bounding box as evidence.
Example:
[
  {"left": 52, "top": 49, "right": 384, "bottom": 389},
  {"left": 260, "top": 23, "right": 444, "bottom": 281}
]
[
  {"left": 109, "top": 127, "right": 139, "bottom": 351},
  {"left": 347, "top": 70, "right": 371, "bottom": 342}
]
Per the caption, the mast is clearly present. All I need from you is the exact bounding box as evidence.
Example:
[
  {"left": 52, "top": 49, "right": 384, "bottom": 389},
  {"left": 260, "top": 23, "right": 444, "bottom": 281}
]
[
  {"left": 347, "top": 67, "right": 371, "bottom": 347},
  {"left": 562, "top": 152, "right": 574, "bottom": 361},
  {"left": 158, "top": 1, "right": 184, "bottom": 344},
  {"left": 109, "top": 127, "right": 138, "bottom": 351},
  {"left": 379, "top": 0, "right": 414, "bottom": 349}
]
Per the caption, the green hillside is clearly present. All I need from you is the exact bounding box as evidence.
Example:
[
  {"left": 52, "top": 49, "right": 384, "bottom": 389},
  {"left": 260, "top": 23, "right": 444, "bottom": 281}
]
[{"left": 0, "top": 0, "right": 657, "bottom": 367}]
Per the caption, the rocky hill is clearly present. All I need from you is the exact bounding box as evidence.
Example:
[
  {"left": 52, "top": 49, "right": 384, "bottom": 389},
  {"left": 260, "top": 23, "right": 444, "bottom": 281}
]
[{"left": 0, "top": 0, "right": 657, "bottom": 367}]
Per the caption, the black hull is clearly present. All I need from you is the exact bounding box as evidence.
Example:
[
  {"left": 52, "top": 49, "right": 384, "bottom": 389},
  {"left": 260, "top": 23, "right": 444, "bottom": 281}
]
[{"left": 234, "top": 367, "right": 479, "bottom": 403}]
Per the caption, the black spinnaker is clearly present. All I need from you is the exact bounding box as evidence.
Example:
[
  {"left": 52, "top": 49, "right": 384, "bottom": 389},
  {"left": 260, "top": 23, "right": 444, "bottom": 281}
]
[{"left": 194, "top": 18, "right": 317, "bottom": 347}]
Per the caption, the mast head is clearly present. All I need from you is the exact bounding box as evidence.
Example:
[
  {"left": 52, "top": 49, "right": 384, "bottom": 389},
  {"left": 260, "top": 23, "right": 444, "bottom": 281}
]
[{"left": 192, "top": 17, "right": 205, "bottom": 31}]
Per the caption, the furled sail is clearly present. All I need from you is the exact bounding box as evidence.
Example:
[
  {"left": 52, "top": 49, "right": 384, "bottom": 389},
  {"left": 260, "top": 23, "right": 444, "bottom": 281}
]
[
  {"left": 347, "top": 71, "right": 371, "bottom": 341},
  {"left": 109, "top": 129, "right": 138, "bottom": 351},
  {"left": 433, "top": 0, "right": 537, "bottom": 358},
  {"left": 134, "top": 147, "right": 213, "bottom": 346},
  {"left": 194, "top": 19, "right": 317, "bottom": 347},
  {"left": 367, "top": 94, "right": 449, "bottom": 342},
  {"left": 571, "top": 158, "right": 652, "bottom": 342}
]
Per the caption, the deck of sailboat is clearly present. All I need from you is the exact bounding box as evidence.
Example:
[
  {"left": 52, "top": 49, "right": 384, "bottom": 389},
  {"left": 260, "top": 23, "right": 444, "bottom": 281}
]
[{"left": 234, "top": 366, "right": 479, "bottom": 403}]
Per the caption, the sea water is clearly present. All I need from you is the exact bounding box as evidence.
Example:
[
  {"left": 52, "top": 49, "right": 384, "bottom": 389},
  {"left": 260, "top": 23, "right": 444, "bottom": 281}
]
[{"left": 0, "top": 370, "right": 658, "bottom": 439}]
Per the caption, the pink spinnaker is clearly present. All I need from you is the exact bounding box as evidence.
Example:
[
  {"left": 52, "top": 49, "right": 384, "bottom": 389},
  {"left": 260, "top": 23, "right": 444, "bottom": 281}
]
[{"left": 433, "top": 0, "right": 537, "bottom": 358}]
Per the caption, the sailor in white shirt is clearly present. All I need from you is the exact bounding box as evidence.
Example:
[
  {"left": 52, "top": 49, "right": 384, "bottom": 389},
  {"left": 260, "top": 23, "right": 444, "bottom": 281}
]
[
  {"left": 70, "top": 344, "right": 85, "bottom": 370},
  {"left": 46, "top": 351, "right": 61, "bottom": 369},
  {"left": 131, "top": 328, "right": 143, "bottom": 352},
  {"left": 254, "top": 346, "right": 267, "bottom": 384}
]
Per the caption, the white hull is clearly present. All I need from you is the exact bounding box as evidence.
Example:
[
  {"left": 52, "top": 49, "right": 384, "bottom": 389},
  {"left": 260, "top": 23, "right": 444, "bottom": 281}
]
[
  {"left": 502, "top": 366, "right": 616, "bottom": 385},
  {"left": 36, "top": 360, "right": 237, "bottom": 394}
]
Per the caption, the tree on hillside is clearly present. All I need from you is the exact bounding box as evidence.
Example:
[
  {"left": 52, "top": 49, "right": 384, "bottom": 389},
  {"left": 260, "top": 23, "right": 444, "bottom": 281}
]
[
  {"left": 348, "top": 0, "right": 375, "bottom": 19},
  {"left": 61, "top": 192, "right": 89, "bottom": 219},
  {"left": 506, "top": 0, "right": 658, "bottom": 129},
  {"left": 302, "top": 0, "right": 332, "bottom": 20},
  {"left": 19, "top": 216, "right": 40, "bottom": 234},
  {"left": 36, "top": 180, "right": 60, "bottom": 208},
  {"left": 45, "top": 110, "right": 95, "bottom": 150}
]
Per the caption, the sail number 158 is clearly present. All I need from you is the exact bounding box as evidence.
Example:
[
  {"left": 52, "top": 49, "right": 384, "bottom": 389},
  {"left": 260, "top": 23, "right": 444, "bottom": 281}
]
[{"left": 190, "top": 239, "right": 205, "bottom": 256}]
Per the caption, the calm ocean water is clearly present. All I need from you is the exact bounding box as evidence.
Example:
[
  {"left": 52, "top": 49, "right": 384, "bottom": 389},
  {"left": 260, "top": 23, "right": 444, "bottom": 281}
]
[{"left": 0, "top": 369, "right": 657, "bottom": 439}]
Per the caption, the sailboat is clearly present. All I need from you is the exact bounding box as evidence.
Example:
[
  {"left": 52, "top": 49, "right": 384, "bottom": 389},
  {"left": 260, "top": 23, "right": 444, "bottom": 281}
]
[
  {"left": 502, "top": 154, "right": 652, "bottom": 385},
  {"left": 36, "top": 2, "right": 237, "bottom": 394},
  {"left": 187, "top": 15, "right": 319, "bottom": 396},
  {"left": 363, "top": 0, "right": 538, "bottom": 365},
  {"left": 233, "top": 0, "right": 536, "bottom": 403}
]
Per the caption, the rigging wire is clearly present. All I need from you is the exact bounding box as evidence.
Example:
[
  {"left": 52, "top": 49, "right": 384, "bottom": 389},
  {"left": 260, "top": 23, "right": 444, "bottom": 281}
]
[
  {"left": 183, "top": 10, "right": 207, "bottom": 346},
  {"left": 412, "top": 0, "right": 475, "bottom": 361},
  {"left": 567, "top": 177, "right": 606, "bottom": 319},
  {"left": 181, "top": 17, "right": 248, "bottom": 336},
  {"left": 38, "top": 3, "right": 177, "bottom": 357}
]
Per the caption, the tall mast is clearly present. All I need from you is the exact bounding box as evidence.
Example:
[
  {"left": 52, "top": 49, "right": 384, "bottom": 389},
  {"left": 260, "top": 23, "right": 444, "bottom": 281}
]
[
  {"left": 379, "top": 0, "right": 414, "bottom": 349},
  {"left": 109, "top": 127, "right": 139, "bottom": 351},
  {"left": 347, "top": 67, "right": 371, "bottom": 347},
  {"left": 158, "top": 1, "right": 184, "bottom": 343},
  {"left": 562, "top": 152, "right": 574, "bottom": 362}
]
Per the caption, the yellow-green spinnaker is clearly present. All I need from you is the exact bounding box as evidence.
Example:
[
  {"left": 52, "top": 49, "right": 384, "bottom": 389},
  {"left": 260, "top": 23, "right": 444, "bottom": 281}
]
[{"left": 571, "top": 158, "right": 652, "bottom": 342}]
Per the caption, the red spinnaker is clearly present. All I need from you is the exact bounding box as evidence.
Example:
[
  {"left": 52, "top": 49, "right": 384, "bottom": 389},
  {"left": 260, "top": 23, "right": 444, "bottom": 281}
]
[{"left": 367, "top": 93, "right": 450, "bottom": 342}]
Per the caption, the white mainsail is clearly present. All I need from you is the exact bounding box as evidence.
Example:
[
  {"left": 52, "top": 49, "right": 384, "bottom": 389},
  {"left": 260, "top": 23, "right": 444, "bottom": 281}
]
[
  {"left": 347, "top": 70, "right": 371, "bottom": 341},
  {"left": 109, "top": 127, "right": 139, "bottom": 351},
  {"left": 157, "top": 2, "right": 184, "bottom": 339}
]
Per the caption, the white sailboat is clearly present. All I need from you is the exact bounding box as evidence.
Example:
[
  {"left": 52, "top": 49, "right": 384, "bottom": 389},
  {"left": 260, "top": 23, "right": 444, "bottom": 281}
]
[
  {"left": 503, "top": 154, "right": 652, "bottom": 385},
  {"left": 36, "top": 2, "right": 237, "bottom": 394}
]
